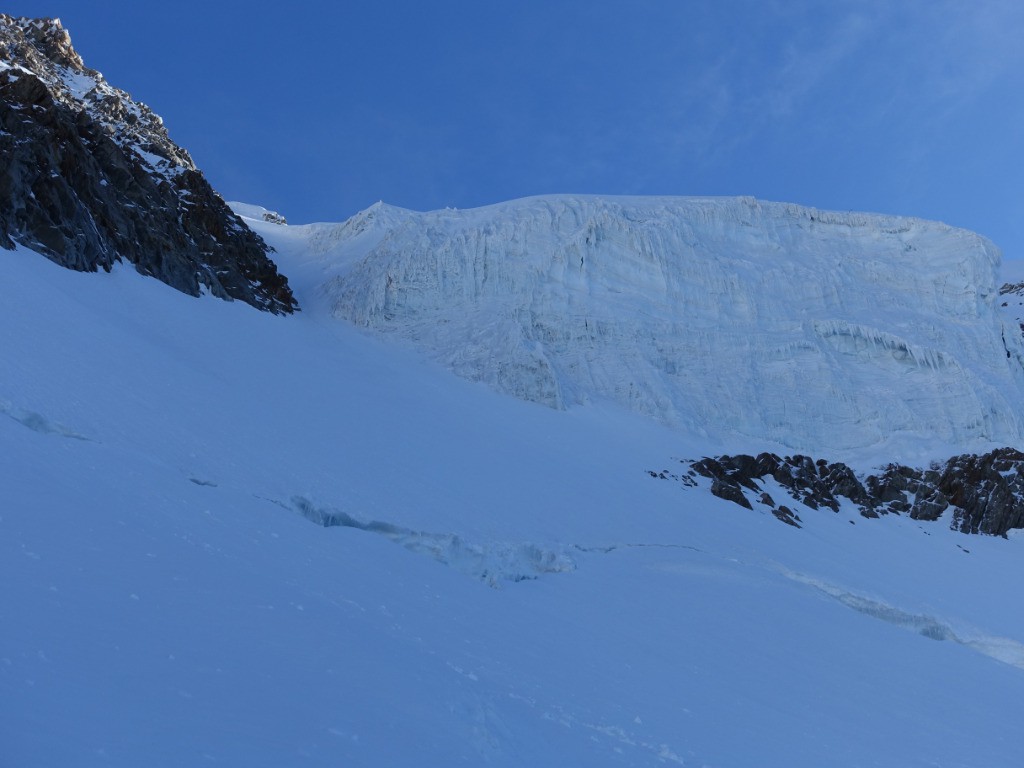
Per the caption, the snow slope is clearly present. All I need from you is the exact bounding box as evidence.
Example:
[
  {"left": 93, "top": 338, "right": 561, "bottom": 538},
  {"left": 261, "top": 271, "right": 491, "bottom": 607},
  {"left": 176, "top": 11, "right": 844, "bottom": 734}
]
[
  {"left": 5, "top": 233, "right": 1024, "bottom": 767},
  {"left": 239, "top": 196, "right": 1024, "bottom": 460}
]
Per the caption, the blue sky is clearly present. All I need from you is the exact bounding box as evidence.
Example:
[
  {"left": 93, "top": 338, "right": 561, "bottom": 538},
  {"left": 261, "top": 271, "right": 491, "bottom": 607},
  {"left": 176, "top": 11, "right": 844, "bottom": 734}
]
[{"left": 8, "top": 1, "right": 1024, "bottom": 257}]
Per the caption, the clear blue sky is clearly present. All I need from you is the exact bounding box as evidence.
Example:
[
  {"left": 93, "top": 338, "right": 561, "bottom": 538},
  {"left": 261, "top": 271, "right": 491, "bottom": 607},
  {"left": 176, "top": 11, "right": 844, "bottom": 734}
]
[{"left": 8, "top": 1, "right": 1024, "bottom": 258}]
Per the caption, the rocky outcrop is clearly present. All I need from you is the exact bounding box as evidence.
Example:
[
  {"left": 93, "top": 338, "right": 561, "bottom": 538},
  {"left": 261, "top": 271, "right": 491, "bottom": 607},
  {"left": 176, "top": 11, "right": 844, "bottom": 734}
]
[
  {"left": 1000, "top": 281, "right": 1024, "bottom": 338},
  {"left": 654, "top": 448, "right": 1024, "bottom": 536},
  {"left": 0, "top": 15, "right": 296, "bottom": 313}
]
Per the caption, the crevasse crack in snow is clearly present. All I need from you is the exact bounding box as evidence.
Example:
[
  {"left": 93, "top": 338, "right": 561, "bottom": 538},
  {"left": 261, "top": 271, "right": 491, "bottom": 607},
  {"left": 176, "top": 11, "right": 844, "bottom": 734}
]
[
  {"left": 291, "top": 496, "right": 577, "bottom": 587},
  {"left": 786, "top": 571, "right": 1024, "bottom": 670}
]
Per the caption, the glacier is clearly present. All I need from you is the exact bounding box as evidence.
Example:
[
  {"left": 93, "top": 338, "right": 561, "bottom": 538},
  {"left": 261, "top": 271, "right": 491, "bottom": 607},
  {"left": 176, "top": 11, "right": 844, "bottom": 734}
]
[
  {"left": 6, "top": 238, "right": 1024, "bottom": 767},
  {"left": 237, "top": 195, "right": 1024, "bottom": 459}
]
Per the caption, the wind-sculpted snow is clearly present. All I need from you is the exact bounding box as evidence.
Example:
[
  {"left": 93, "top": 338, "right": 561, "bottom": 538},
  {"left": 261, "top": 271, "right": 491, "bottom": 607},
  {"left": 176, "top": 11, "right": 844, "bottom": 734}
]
[{"left": 293, "top": 195, "right": 1024, "bottom": 454}]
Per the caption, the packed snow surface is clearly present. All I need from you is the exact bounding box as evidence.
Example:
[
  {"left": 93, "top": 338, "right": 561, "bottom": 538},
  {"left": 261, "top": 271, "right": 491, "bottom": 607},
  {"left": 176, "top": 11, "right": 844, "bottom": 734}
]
[
  {"left": 245, "top": 195, "right": 1024, "bottom": 459},
  {"left": 6, "top": 195, "right": 1024, "bottom": 767}
]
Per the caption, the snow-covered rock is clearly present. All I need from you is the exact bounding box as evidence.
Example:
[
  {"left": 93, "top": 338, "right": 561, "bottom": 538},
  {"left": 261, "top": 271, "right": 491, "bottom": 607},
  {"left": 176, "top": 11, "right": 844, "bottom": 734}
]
[
  {"left": 244, "top": 195, "right": 1024, "bottom": 456},
  {"left": 0, "top": 15, "right": 296, "bottom": 313}
]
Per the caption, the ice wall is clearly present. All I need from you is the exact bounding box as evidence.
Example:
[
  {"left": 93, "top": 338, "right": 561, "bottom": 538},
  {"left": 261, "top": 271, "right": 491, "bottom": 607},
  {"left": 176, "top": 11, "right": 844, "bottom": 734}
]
[{"left": 315, "top": 195, "right": 1024, "bottom": 453}]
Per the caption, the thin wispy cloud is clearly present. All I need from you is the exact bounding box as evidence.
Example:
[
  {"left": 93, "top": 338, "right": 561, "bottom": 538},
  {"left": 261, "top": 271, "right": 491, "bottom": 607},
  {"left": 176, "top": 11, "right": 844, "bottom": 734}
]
[
  {"left": 639, "top": 0, "right": 1023, "bottom": 188},
  {"left": 642, "top": 4, "right": 879, "bottom": 176},
  {"left": 916, "top": 0, "right": 1024, "bottom": 111},
  {"left": 762, "top": 11, "right": 872, "bottom": 120}
]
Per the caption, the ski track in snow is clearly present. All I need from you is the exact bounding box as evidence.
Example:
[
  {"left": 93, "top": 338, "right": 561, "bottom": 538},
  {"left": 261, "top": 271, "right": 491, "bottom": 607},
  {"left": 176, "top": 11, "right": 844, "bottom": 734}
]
[{"left": 539, "top": 703, "right": 690, "bottom": 766}]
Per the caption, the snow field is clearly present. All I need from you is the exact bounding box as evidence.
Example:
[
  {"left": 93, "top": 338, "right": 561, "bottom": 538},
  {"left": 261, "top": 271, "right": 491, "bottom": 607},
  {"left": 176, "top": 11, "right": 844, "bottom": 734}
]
[{"left": 5, "top": 204, "right": 1024, "bottom": 766}]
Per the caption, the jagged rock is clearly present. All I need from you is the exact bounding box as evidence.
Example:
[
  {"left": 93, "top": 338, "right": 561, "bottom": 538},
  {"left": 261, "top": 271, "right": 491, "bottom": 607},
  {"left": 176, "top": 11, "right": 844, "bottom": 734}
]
[
  {"left": 708, "top": 476, "right": 752, "bottom": 510},
  {"left": 0, "top": 15, "right": 296, "bottom": 313},
  {"left": 938, "top": 448, "right": 1024, "bottom": 535},
  {"left": 675, "top": 448, "right": 1024, "bottom": 537},
  {"left": 866, "top": 464, "right": 949, "bottom": 519},
  {"left": 773, "top": 505, "right": 801, "bottom": 528},
  {"left": 692, "top": 452, "right": 870, "bottom": 517}
]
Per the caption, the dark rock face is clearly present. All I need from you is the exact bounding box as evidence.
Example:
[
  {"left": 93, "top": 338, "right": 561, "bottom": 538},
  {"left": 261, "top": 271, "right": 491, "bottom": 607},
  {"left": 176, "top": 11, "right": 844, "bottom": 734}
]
[
  {"left": 656, "top": 448, "right": 1024, "bottom": 537},
  {"left": 937, "top": 449, "right": 1024, "bottom": 534},
  {"left": 1000, "top": 281, "right": 1024, "bottom": 338},
  {"left": 0, "top": 15, "right": 296, "bottom": 313}
]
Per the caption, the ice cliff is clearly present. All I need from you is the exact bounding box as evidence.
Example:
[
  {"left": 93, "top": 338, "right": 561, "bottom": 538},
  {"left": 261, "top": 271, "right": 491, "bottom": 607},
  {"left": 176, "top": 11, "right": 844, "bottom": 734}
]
[{"left": 271, "top": 195, "right": 1024, "bottom": 455}]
